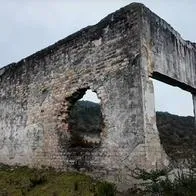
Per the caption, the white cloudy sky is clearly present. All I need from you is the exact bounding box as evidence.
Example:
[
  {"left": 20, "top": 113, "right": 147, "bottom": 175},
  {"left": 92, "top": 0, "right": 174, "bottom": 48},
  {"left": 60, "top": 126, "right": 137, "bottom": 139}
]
[{"left": 0, "top": 0, "right": 195, "bottom": 116}]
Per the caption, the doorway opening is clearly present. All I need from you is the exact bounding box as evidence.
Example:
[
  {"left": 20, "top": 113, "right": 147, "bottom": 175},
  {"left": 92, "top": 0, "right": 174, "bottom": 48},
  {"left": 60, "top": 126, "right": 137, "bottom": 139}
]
[{"left": 152, "top": 79, "right": 195, "bottom": 159}]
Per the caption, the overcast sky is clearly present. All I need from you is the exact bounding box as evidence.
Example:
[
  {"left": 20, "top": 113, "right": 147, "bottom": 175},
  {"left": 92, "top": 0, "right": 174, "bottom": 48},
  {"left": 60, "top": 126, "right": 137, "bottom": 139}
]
[{"left": 0, "top": 0, "right": 195, "bottom": 116}]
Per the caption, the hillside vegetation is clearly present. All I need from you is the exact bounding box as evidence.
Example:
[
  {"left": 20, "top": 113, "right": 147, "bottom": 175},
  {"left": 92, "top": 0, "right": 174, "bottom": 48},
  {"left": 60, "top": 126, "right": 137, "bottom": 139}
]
[
  {"left": 0, "top": 164, "right": 115, "bottom": 196},
  {"left": 157, "top": 111, "right": 195, "bottom": 159},
  {"left": 69, "top": 101, "right": 102, "bottom": 136}
]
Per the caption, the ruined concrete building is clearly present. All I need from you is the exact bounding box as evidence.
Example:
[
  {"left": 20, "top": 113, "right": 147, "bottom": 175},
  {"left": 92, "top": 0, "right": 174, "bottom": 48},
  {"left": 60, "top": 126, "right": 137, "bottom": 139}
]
[{"left": 0, "top": 3, "right": 195, "bottom": 187}]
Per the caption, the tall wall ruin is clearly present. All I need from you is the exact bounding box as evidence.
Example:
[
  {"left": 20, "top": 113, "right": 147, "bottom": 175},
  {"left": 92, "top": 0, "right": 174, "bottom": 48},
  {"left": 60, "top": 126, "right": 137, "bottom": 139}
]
[{"left": 0, "top": 3, "right": 195, "bottom": 187}]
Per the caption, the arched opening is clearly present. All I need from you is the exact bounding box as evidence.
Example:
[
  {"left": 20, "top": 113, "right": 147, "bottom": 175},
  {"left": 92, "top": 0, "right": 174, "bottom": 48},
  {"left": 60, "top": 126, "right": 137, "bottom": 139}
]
[
  {"left": 67, "top": 88, "right": 103, "bottom": 149},
  {"left": 152, "top": 79, "right": 195, "bottom": 160}
]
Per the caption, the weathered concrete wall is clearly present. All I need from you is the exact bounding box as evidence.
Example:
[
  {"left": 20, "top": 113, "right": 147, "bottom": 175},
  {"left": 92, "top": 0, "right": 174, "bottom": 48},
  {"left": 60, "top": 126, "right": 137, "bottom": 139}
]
[
  {"left": 0, "top": 3, "right": 151, "bottom": 186},
  {"left": 0, "top": 2, "right": 195, "bottom": 188},
  {"left": 193, "top": 95, "right": 196, "bottom": 126},
  {"left": 140, "top": 5, "right": 196, "bottom": 159},
  {"left": 141, "top": 6, "right": 196, "bottom": 92}
]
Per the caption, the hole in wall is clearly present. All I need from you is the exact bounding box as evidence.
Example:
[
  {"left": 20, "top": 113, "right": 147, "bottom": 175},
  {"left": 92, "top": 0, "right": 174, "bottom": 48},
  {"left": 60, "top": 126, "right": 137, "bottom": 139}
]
[
  {"left": 152, "top": 78, "right": 195, "bottom": 160},
  {"left": 67, "top": 88, "right": 103, "bottom": 149},
  {"left": 153, "top": 79, "right": 194, "bottom": 116}
]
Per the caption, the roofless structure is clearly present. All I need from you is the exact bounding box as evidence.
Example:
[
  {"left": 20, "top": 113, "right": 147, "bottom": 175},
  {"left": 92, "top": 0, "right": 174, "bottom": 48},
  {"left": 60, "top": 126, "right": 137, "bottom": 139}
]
[{"left": 0, "top": 3, "right": 195, "bottom": 187}]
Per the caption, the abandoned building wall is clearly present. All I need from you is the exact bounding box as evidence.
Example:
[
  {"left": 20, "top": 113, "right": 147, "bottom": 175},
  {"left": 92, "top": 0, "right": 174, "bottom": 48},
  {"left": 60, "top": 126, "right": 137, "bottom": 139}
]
[
  {"left": 138, "top": 5, "right": 196, "bottom": 172},
  {"left": 141, "top": 5, "right": 196, "bottom": 91},
  {"left": 137, "top": 6, "right": 196, "bottom": 177},
  {"left": 0, "top": 3, "right": 163, "bottom": 185},
  {"left": 0, "top": 2, "right": 195, "bottom": 187},
  {"left": 140, "top": 5, "right": 196, "bottom": 141}
]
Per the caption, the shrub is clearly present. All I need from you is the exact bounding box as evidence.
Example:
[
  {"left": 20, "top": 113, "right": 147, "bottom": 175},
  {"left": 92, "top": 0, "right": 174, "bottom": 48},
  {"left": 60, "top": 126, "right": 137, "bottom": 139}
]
[
  {"left": 132, "top": 161, "right": 196, "bottom": 196},
  {"left": 95, "top": 182, "right": 116, "bottom": 196}
]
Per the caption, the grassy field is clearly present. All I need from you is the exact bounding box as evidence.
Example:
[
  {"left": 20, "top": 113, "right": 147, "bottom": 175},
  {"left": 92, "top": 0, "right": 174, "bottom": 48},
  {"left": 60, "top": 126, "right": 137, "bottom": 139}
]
[{"left": 0, "top": 164, "right": 115, "bottom": 196}]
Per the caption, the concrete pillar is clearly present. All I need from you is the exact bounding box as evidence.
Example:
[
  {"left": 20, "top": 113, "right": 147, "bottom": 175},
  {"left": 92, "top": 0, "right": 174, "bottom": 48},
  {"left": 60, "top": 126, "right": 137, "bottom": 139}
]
[
  {"left": 140, "top": 38, "right": 169, "bottom": 169},
  {"left": 141, "top": 77, "right": 169, "bottom": 169},
  {"left": 192, "top": 94, "right": 196, "bottom": 127}
]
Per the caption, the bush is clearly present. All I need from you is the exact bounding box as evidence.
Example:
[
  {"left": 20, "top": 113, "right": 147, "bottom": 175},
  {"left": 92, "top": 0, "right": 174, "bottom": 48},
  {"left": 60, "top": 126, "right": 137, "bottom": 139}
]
[
  {"left": 95, "top": 182, "right": 116, "bottom": 196},
  {"left": 132, "top": 160, "right": 196, "bottom": 196}
]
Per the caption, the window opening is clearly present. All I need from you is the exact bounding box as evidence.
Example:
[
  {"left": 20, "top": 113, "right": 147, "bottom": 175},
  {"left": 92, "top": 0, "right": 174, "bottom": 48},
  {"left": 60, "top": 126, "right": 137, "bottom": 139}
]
[{"left": 152, "top": 79, "right": 195, "bottom": 159}]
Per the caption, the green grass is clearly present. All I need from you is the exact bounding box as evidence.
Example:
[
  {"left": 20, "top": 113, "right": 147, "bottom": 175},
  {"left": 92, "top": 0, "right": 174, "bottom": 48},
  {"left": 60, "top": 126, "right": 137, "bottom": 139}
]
[{"left": 0, "top": 164, "right": 116, "bottom": 196}]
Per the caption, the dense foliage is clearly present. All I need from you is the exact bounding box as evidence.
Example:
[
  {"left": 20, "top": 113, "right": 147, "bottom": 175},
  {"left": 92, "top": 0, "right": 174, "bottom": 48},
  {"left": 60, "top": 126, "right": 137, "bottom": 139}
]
[
  {"left": 69, "top": 101, "right": 103, "bottom": 134},
  {"left": 157, "top": 112, "right": 195, "bottom": 159}
]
